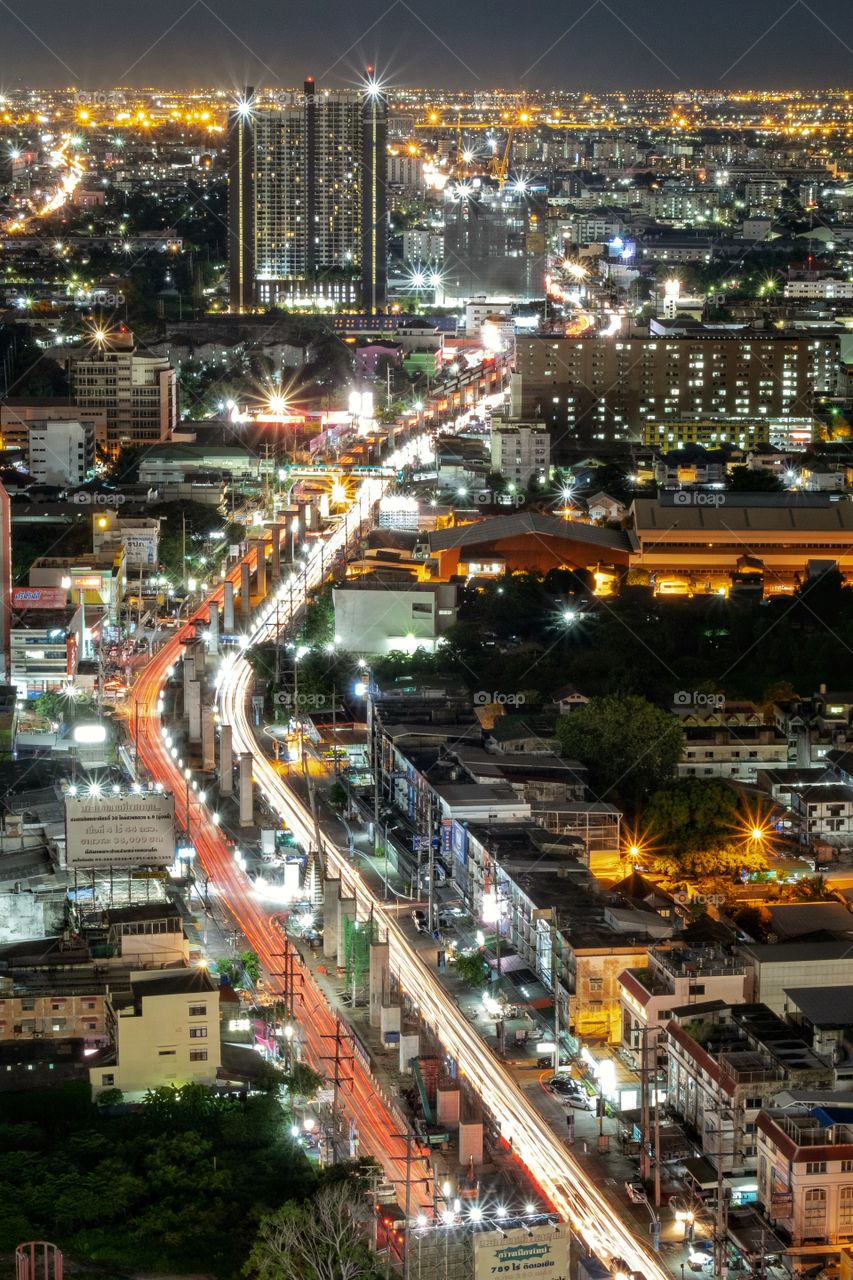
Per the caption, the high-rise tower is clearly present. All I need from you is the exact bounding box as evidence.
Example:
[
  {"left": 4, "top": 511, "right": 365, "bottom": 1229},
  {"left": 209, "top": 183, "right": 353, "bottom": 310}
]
[
  {"left": 227, "top": 76, "right": 387, "bottom": 311},
  {"left": 227, "top": 86, "right": 256, "bottom": 314},
  {"left": 361, "top": 68, "right": 388, "bottom": 314}
]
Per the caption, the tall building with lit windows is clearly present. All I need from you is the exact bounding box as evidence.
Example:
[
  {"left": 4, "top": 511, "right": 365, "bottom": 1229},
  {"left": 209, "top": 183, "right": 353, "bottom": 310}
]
[
  {"left": 510, "top": 332, "right": 839, "bottom": 447},
  {"left": 227, "top": 74, "right": 387, "bottom": 312}
]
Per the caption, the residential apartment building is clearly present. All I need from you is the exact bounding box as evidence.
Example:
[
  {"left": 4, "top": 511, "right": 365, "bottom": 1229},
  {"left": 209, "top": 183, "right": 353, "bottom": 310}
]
[
  {"left": 442, "top": 183, "right": 547, "bottom": 303},
  {"left": 791, "top": 784, "right": 853, "bottom": 847},
  {"left": 641, "top": 417, "right": 815, "bottom": 451},
  {"left": 742, "top": 940, "right": 853, "bottom": 1015},
  {"left": 665, "top": 1002, "right": 831, "bottom": 1178},
  {"left": 333, "top": 578, "right": 458, "bottom": 655},
  {"left": 90, "top": 968, "right": 221, "bottom": 1098},
  {"left": 0, "top": 981, "right": 108, "bottom": 1048},
  {"left": 28, "top": 419, "right": 93, "bottom": 486},
  {"left": 511, "top": 333, "right": 838, "bottom": 444},
  {"left": 70, "top": 344, "right": 177, "bottom": 455},
  {"left": 490, "top": 423, "right": 551, "bottom": 486},
  {"left": 0, "top": 401, "right": 108, "bottom": 454},
  {"left": 680, "top": 724, "right": 790, "bottom": 781},
  {"left": 619, "top": 944, "right": 749, "bottom": 1054},
  {"left": 227, "top": 80, "right": 387, "bottom": 311},
  {"left": 757, "top": 1107, "right": 853, "bottom": 1250}
]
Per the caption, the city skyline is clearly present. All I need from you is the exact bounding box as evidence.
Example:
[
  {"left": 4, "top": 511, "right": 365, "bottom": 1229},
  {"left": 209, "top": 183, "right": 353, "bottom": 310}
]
[{"left": 0, "top": 0, "right": 852, "bottom": 91}]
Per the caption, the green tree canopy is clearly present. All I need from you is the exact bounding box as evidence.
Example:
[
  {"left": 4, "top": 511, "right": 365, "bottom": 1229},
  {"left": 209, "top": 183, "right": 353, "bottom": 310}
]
[
  {"left": 556, "top": 695, "right": 684, "bottom": 808},
  {"left": 644, "top": 778, "right": 741, "bottom": 854}
]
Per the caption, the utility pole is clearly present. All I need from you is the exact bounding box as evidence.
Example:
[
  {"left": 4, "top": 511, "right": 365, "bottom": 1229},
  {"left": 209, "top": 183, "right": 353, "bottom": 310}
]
[
  {"left": 426, "top": 793, "right": 435, "bottom": 934},
  {"left": 181, "top": 512, "right": 187, "bottom": 590}
]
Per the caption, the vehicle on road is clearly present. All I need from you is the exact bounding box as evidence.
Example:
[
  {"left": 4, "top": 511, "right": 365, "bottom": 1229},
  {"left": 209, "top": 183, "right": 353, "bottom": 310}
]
[{"left": 411, "top": 910, "right": 428, "bottom": 934}]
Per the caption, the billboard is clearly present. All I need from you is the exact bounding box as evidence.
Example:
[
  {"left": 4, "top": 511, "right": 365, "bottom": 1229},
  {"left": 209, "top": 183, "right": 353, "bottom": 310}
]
[
  {"left": 12, "top": 587, "right": 67, "bottom": 610},
  {"left": 474, "top": 1225, "right": 568, "bottom": 1280},
  {"left": 65, "top": 793, "right": 175, "bottom": 868},
  {"left": 123, "top": 531, "right": 158, "bottom": 569}
]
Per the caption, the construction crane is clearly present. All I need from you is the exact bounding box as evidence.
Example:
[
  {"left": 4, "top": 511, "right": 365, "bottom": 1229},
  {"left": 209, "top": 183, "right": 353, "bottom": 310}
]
[{"left": 489, "top": 109, "right": 529, "bottom": 188}]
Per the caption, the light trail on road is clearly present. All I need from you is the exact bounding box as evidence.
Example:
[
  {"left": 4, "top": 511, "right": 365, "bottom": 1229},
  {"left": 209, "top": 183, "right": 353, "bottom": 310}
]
[
  {"left": 215, "top": 485, "right": 669, "bottom": 1280},
  {"left": 132, "top": 509, "right": 432, "bottom": 1210}
]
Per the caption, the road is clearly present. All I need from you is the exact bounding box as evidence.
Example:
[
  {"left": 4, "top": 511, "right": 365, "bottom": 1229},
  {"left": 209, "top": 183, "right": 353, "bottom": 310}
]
[
  {"left": 214, "top": 491, "right": 669, "bottom": 1280},
  {"left": 131, "top": 483, "right": 433, "bottom": 1212}
]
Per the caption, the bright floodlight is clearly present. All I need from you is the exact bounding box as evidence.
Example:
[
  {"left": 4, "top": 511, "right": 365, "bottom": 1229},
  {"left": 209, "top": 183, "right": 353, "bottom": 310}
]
[
  {"left": 235, "top": 97, "right": 254, "bottom": 120},
  {"left": 73, "top": 723, "right": 106, "bottom": 745}
]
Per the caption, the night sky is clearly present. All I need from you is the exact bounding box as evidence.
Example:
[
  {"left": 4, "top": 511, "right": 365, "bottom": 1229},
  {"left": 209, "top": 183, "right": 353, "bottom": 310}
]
[{"left": 0, "top": 0, "right": 851, "bottom": 90}]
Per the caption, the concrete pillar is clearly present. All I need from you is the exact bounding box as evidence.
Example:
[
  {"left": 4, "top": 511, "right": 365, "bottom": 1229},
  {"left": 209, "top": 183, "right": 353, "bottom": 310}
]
[
  {"left": 255, "top": 542, "right": 266, "bottom": 598},
  {"left": 182, "top": 653, "right": 195, "bottom": 710},
  {"left": 458, "top": 1120, "right": 484, "bottom": 1168},
  {"left": 380, "top": 1003, "right": 401, "bottom": 1043},
  {"left": 323, "top": 878, "right": 341, "bottom": 958},
  {"left": 399, "top": 1033, "right": 420, "bottom": 1074},
  {"left": 207, "top": 601, "right": 219, "bottom": 655},
  {"left": 302, "top": 500, "right": 319, "bottom": 532},
  {"left": 240, "top": 562, "right": 251, "bottom": 628},
  {"left": 187, "top": 679, "right": 202, "bottom": 743},
  {"left": 270, "top": 527, "right": 281, "bottom": 581},
  {"left": 369, "top": 941, "right": 389, "bottom": 1029},
  {"left": 238, "top": 753, "right": 253, "bottom": 827},
  {"left": 437, "top": 1085, "right": 461, "bottom": 1129},
  {"left": 223, "top": 580, "right": 235, "bottom": 632},
  {"left": 337, "top": 896, "right": 357, "bottom": 967},
  {"left": 201, "top": 705, "right": 215, "bottom": 771},
  {"left": 219, "top": 724, "right": 233, "bottom": 794}
]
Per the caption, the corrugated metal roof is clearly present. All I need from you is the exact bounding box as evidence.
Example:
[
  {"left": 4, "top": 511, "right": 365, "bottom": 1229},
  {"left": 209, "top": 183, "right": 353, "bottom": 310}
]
[{"left": 428, "top": 513, "right": 631, "bottom": 553}]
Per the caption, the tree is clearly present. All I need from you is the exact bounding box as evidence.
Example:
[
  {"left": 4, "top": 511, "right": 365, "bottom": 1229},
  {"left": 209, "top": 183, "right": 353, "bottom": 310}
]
[
  {"left": 451, "top": 950, "right": 489, "bottom": 986},
  {"left": 328, "top": 781, "right": 348, "bottom": 810},
  {"left": 726, "top": 466, "right": 783, "bottom": 492},
  {"left": 246, "top": 1182, "right": 375, "bottom": 1280},
  {"left": 555, "top": 695, "right": 684, "bottom": 807},
  {"left": 284, "top": 1062, "right": 324, "bottom": 1102},
  {"left": 241, "top": 950, "right": 262, "bottom": 984},
  {"left": 645, "top": 778, "right": 741, "bottom": 854}
]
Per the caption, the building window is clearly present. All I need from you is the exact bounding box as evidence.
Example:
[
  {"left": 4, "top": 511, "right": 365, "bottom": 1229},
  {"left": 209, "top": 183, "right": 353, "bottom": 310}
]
[
  {"left": 188, "top": 1004, "right": 207, "bottom": 1017},
  {"left": 840, "top": 1186, "right": 853, "bottom": 1234},
  {"left": 189, "top": 1027, "right": 207, "bottom": 1039},
  {"left": 189, "top": 1049, "right": 208, "bottom": 1063},
  {"left": 806, "top": 1162, "right": 827, "bottom": 1175},
  {"left": 589, "top": 978, "right": 603, "bottom": 992},
  {"left": 101, "top": 1073, "right": 114, "bottom": 1086},
  {"left": 803, "top": 1187, "right": 826, "bottom": 1237},
  {"left": 843, "top": 1161, "right": 853, "bottom": 1173},
  {"left": 158, "top": 1050, "right": 177, "bottom": 1057}
]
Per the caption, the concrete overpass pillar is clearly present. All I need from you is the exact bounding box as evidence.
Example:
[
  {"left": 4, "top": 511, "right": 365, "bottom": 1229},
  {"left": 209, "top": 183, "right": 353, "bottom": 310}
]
[
  {"left": 399, "top": 1033, "right": 420, "bottom": 1074},
  {"left": 323, "top": 878, "right": 340, "bottom": 958},
  {"left": 238, "top": 753, "right": 253, "bottom": 826},
  {"left": 437, "top": 1085, "right": 460, "bottom": 1129},
  {"left": 223, "top": 580, "right": 235, "bottom": 632},
  {"left": 270, "top": 527, "right": 281, "bottom": 581},
  {"left": 201, "top": 705, "right": 215, "bottom": 771},
  {"left": 181, "top": 655, "right": 194, "bottom": 716},
  {"left": 459, "top": 1119, "right": 484, "bottom": 1169},
  {"left": 255, "top": 541, "right": 266, "bottom": 598},
  {"left": 219, "top": 724, "right": 233, "bottom": 794},
  {"left": 240, "top": 562, "right": 251, "bottom": 628},
  {"left": 337, "top": 896, "right": 357, "bottom": 967},
  {"left": 369, "top": 940, "right": 389, "bottom": 1028},
  {"left": 187, "top": 679, "right": 202, "bottom": 743},
  {"left": 207, "top": 601, "right": 219, "bottom": 655}
]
